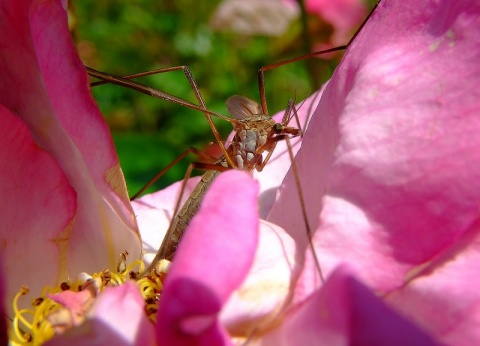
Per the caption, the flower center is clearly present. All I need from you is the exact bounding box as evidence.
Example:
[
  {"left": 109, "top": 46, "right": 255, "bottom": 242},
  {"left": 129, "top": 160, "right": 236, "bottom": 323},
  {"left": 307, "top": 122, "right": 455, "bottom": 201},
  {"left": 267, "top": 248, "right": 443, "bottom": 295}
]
[{"left": 9, "top": 254, "right": 170, "bottom": 345}]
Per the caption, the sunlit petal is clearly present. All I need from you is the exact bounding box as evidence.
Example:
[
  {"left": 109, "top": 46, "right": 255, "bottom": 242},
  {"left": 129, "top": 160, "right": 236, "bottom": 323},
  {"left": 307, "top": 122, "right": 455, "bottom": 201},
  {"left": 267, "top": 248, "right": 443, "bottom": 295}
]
[{"left": 270, "top": 0, "right": 480, "bottom": 294}]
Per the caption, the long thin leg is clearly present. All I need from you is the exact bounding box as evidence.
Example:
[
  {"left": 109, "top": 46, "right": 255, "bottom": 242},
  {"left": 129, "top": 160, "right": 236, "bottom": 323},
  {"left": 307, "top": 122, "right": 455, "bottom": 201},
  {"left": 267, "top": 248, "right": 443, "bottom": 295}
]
[
  {"left": 90, "top": 66, "right": 210, "bottom": 135},
  {"left": 140, "top": 158, "right": 230, "bottom": 277},
  {"left": 285, "top": 137, "right": 324, "bottom": 282},
  {"left": 130, "top": 146, "right": 219, "bottom": 200},
  {"left": 91, "top": 66, "right": 194, "bottom": 87},
  {"left": 257, "top": 0, "right": 382, "bottom": 115},
  {"left": 86, "top": 66, "right": 238, "bottom": 168},
  {"left": 257, "top": 100, "right": 303, "bottom": 171},
  {"left": 262, "top": 1, "right": 382, "bottom": 281}
]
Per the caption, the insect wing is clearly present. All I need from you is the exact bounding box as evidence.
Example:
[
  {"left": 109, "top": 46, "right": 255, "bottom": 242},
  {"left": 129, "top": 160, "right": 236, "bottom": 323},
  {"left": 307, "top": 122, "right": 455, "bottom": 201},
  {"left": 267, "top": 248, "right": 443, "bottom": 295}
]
[{"left": 226, "top": 95, "right": 263, "bottom": 120}]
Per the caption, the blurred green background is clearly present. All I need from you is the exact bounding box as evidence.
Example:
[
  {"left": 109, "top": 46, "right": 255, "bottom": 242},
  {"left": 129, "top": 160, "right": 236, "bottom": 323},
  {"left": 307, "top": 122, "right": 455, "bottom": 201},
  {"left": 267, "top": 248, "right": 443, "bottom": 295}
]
[{"left": 71, "top": 0, "right": 374, "bottom": 197}]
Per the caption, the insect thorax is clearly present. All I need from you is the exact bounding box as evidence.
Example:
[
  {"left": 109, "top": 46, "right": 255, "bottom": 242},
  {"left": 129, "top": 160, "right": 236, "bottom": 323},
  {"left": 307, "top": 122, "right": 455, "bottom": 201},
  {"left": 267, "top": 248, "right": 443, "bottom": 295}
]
[{"left": 232, "top": 116, "right": 275, "bottom": 171}]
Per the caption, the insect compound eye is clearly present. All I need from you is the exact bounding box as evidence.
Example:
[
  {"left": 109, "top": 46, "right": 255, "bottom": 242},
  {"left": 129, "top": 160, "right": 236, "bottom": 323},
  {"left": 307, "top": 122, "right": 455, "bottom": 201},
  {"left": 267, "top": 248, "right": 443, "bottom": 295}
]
[{"left": 273, "top": 123, "right": 283, "bottom": 133}]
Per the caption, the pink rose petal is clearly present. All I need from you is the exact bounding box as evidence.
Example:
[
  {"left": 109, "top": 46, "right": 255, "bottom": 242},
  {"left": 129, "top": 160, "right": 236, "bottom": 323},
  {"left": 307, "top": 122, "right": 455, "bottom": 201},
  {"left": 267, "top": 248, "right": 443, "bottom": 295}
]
[
  {"left": 156, "top": 170, "right": 259, "bottom": 345},
  {"left": 48, "top": 289, "right": 94, "bottom": 323},
  {"left": 306, "top": 0, "right": 366, "bottom": 32},
  {"left": 220, "top": 220, "right": 299, "bottom": 335},
  {"left": 269, "top": 0, "right": 480, "bottom": 297},
  {"left": 0, "top": 258, "right": 8, "bottom": 344},
  {"left": 260, "top": 265, "right": 436, "bottom": 345},
  {"left": 47, "top": 282, "right": 155, "bottom": 346},
  {"left": 0, "top": 0, "right": 141, "bottom": 298},
  {"left": 386, "top": 220, "right": 480, "bottom": 345},
  {"left": 0, "top": 105, "right": 76, "bottom": 312}
]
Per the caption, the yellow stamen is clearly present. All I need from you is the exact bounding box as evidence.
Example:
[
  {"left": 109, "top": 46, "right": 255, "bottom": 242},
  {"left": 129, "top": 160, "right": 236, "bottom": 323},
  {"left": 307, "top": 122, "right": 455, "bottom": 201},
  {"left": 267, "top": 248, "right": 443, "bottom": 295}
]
[{"left": 9, "top": 257, "right": 170, "bottom": 345}]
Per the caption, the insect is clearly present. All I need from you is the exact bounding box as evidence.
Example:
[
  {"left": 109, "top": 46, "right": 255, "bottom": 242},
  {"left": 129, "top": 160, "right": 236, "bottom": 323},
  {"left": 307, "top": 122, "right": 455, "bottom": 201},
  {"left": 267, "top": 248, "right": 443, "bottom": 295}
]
[
  {"left": 86, "top": 0, "right": 382, "bottom": 281},
  {"left": 87, "top": 66, "right": 303, "bottom": 273}
]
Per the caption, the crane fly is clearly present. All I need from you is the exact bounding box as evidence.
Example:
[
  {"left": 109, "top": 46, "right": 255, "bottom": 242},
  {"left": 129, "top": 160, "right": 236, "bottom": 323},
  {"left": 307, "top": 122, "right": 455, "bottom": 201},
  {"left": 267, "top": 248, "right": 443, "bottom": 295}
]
[
  {"left": 87, "top": 0, "right": 382, "bottom": 282},
  {"left": 87, "top": 67, "right": 305, "bottom": 277},
  {"left": 152, "top": 95, "right": 302, "bottom": 266}
]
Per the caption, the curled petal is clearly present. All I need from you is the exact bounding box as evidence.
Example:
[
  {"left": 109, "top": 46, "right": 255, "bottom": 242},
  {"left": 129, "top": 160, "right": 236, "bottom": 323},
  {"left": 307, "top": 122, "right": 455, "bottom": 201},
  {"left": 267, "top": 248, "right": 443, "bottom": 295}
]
[
  {"left": 46, "top": 282, "right": 155, "bottom": 346},
  {"left": 157, "top": 170, "right": 259, "bottom": 346},
  {"left": 220, "top": 220, "right": 299, "bottom": 336}
]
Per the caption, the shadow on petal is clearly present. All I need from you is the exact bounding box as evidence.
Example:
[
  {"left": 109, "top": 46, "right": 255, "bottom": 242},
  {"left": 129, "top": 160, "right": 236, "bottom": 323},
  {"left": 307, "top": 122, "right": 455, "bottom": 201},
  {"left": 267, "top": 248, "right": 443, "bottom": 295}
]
[{"left": 259, "top": 265, "right": 437, "bottom": 346}]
